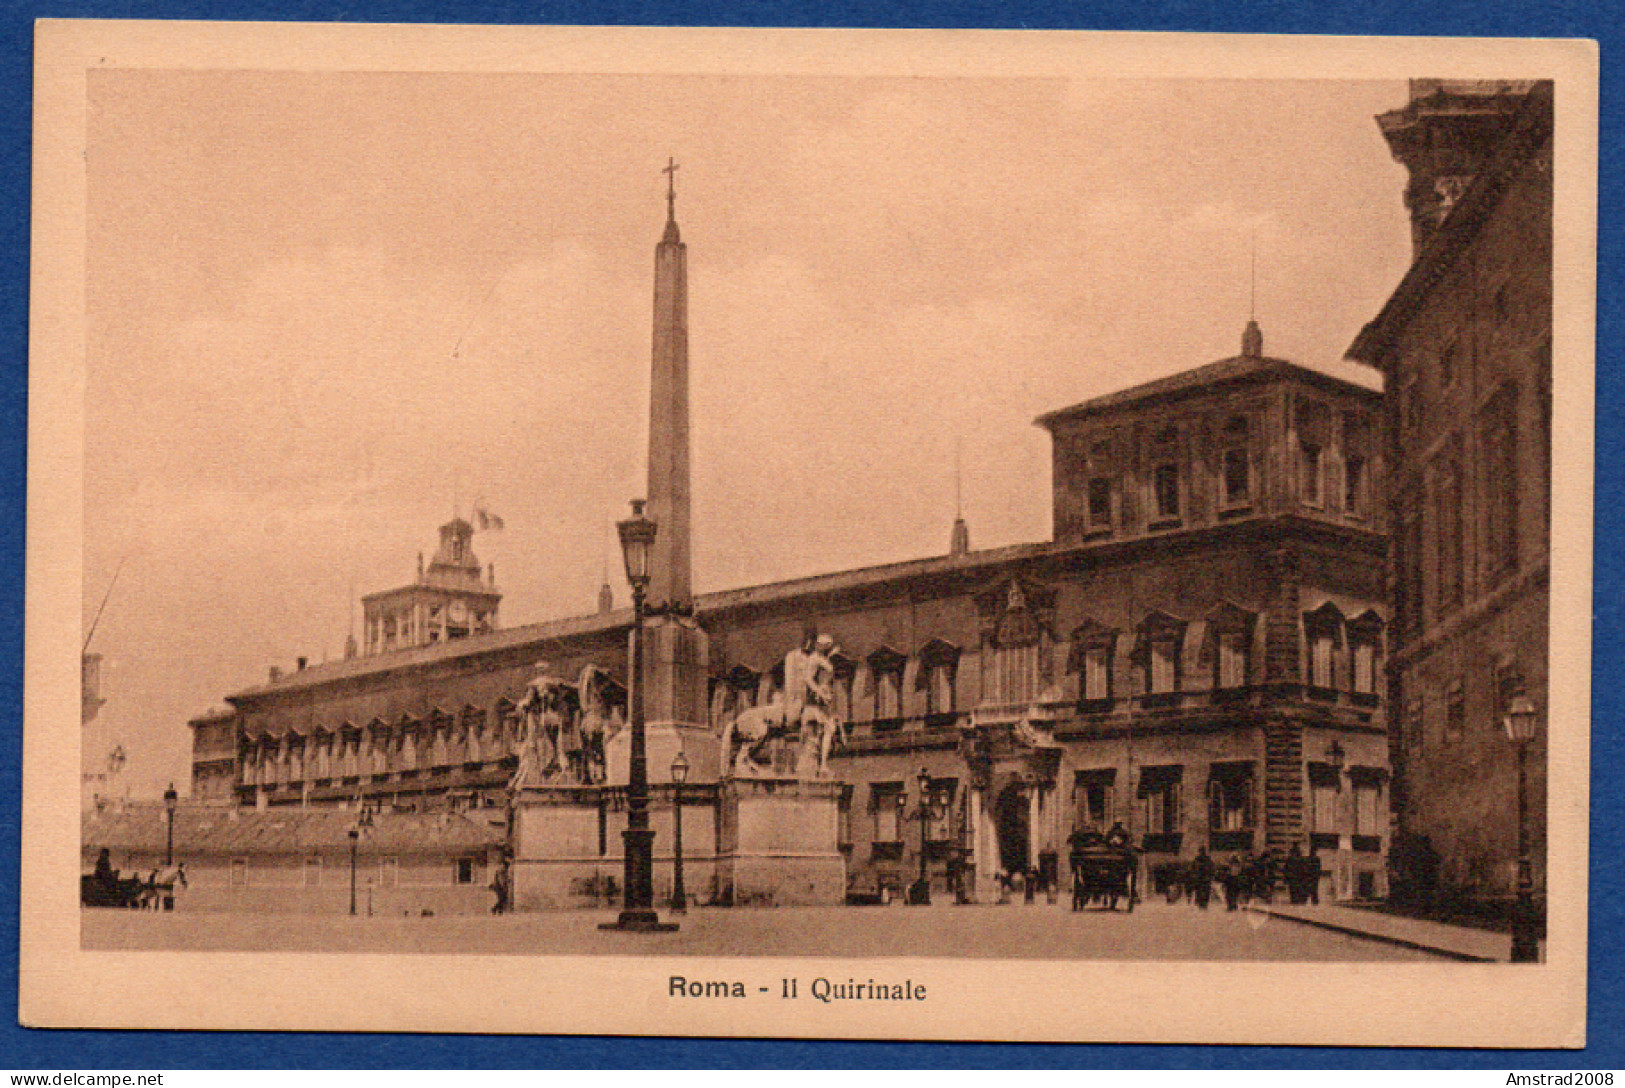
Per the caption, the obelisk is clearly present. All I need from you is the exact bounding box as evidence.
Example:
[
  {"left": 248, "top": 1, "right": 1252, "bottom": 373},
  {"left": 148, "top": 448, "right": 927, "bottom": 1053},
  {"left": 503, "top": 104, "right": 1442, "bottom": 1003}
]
[
  {"left": 648, "top": 157, "right": 692, "bottom": 610},
  {"left": 618, "top": 159, "right": 713, "bottom": 785}
]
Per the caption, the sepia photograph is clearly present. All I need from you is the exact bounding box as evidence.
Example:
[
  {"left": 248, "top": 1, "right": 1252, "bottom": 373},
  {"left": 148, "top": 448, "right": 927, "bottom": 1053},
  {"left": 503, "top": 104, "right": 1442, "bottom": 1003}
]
[{"left": 23, "top": 23, "right": 1595, "bottom": 1044}]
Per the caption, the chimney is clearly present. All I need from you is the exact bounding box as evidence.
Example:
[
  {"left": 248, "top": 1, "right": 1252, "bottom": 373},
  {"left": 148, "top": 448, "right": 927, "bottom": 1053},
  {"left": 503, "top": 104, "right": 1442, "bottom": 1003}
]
[{"left": 297, "top": 657, "right": 307, "bottom": 671}]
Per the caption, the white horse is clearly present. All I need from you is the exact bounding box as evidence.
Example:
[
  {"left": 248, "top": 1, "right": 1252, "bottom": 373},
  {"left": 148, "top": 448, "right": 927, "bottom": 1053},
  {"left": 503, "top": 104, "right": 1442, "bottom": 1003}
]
[
  {"left": 720, "top": 698, "right": 790, "bottom": 776},
  {"left": 721, "top": 698, "right": 844, "bottom": 777}
]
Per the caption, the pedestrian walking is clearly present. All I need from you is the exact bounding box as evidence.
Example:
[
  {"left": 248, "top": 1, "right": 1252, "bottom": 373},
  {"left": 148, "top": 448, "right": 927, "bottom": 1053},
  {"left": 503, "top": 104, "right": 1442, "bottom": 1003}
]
[{"left": 1191, "top": 847, "right": 1215, "bottom": 909}]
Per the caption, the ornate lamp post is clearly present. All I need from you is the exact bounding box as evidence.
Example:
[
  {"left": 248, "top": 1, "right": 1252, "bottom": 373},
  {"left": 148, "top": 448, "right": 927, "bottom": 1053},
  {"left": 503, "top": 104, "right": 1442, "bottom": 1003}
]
[
  {"left": 348, "top": 801, "right": 373, "bottom": 917},
  {"left": 603, "top": 499, "right": 676, "bottom": 932},
  {"left": 163, "top": 783, "right": 178, "bottom": 866},
  {"left": 1503, "top": 693, "right": 1540, "bottom": 963},
  {"left": 911, "top": 766, "right": 933, "bottom": 906},
  {"left": 670, "top": 749, "right": 689, "bottom": 914},
  {"left": 348, "top": 826, "right": 360, "bottom": 916}
]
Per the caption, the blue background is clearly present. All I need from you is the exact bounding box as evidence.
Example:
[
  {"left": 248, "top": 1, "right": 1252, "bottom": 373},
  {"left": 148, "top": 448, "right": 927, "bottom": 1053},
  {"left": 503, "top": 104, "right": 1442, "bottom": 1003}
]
[{"left": 2, "top": 0, "right": 1618, "bottom": 1068}]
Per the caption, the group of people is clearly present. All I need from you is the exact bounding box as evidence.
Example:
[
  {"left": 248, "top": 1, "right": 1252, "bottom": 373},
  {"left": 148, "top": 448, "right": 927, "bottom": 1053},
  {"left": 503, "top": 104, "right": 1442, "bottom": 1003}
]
[{"left": 1176, "top": 842, "right": 1322, "bottom": 910}]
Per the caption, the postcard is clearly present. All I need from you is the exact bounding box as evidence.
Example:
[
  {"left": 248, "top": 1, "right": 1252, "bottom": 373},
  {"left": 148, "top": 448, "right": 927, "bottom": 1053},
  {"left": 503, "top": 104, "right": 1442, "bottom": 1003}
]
[{"left": 23, "top": 21, "right": 1595, "bottom": 1044}]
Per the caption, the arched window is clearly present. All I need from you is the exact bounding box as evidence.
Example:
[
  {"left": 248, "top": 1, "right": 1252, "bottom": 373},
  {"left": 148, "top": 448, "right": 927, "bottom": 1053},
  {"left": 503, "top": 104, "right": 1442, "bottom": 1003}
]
[
  {"left": 1297, "top": 401, "right": 1331, "bottom": 508},
  {"left": 1133, "top": 611, "right": 1188, "bottom": 698},
  {"left": 828, "top": 651, "right": 857, "bottom": 723},
  {"left": 1302, "top": 601, "right": 1347, "bottom": 693},
  {"left": 339, "top": 723, "right": 360, "bottom": 777},
  {"left": 1149, "top": 426, "right": 1183, "bottom": 524},
  {"left": 1219, "top": 415, "right": 1253, "bottom": 510},
  {"left": 1346, "top": 610, "right": 1386, "bottom": 698},
  {"left": 917, "top": 638, "right": 961, "bottom": 720},
  {"left": 725, "top": 664, "right": 761, "bottom": 716},
  {"left": 1067, "top": 619, "right": 1120, "bottom": 704},
  {"left": 867, "top": 647, "right": 907, "bottom": 727},
  {"left": 1205, "top": 602, "right": 1258, "bottom": 690}
]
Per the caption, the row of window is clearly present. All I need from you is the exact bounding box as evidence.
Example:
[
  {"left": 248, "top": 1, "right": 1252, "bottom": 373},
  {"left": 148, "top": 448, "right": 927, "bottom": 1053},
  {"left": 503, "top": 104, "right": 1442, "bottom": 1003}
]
[
  {"left": 1068, "top": 405, "right": 1375, "bottom": 536},
  {"left": 1085, "top": 764, "right": 1383, "bottom": 841},
  {"left": 711, "top": 605, "right": 1384, "bottom": 728},
  {"left": 834, "top": 761, "right": 1385, "bottom": 850},
  {"left": 1395, "top": 387, "right": 1525, "bottom": 640},
  {"left": 1401, "top": 659, "right": 1526, "bottom": 752}
]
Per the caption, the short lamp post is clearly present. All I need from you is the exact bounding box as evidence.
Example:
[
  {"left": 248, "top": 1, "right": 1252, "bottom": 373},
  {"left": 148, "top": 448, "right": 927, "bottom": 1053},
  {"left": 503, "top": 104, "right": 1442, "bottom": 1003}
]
[
  {"left": 163, "top": 783, "right": 179, "bottom": 866},
  {"left": 911, "top": 766, "right": 933, "bottom": 906},
  {"left": 670, "top": 749, "right": 689, "bottom": 914},
  {"left": 602, "top": 499, "right": 676, "bottom": 932},
  {"left": 1503, "top": 693, "right": 1541, "bottom": 963}
]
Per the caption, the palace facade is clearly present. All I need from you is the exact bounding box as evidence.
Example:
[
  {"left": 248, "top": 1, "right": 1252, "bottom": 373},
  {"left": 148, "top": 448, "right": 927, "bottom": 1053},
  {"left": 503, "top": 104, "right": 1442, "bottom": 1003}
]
[{"left": 189, "top": 319, "right": 1391, "bottom": 907}]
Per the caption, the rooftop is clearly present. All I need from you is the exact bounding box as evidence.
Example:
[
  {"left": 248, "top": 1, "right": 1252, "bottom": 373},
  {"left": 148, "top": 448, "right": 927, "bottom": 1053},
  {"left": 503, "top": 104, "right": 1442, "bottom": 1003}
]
[{"left": 1036, "top": 352, "right": 1380, "bottom": 429}]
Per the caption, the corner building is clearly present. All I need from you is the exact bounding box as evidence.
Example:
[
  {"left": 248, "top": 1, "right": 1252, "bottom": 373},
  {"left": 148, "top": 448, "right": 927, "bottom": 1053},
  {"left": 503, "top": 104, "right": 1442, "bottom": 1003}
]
[{"left": 1349, "top": 80, "right": 1553, "bottom": 906}]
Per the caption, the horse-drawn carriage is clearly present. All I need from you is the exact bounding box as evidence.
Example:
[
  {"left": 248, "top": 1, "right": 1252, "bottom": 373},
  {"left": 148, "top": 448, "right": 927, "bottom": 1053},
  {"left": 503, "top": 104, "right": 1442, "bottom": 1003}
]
[
  {"left": 80, "top": 871, "right": 150, "bottom": 909},
  {"left": 1070, "top": 845, "right": 1137, "bottom": 912}
]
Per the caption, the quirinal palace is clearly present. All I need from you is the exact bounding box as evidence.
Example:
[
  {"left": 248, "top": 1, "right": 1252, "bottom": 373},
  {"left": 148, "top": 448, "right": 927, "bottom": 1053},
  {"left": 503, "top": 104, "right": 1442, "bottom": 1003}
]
[{"left": 84, "top": 80, "right": 1551, "bottom": 922}]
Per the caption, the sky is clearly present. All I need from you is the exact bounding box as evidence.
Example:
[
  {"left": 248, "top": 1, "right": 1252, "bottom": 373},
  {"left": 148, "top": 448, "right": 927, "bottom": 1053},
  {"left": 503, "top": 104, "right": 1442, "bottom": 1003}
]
[{"left": 81, "top": 72, "right": 1410, "bottom": 799}]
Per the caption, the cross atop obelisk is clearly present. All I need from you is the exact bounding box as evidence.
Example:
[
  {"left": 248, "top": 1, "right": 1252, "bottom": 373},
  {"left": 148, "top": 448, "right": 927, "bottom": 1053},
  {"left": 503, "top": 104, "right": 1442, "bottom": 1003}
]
[{"left": 663, "top": 157, "right": 679, "bottom": 220}]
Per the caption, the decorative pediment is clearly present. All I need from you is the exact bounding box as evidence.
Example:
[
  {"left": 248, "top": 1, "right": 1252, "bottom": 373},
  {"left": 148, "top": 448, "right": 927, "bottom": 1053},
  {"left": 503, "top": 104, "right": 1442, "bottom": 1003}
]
[
  {"left": 827, "top": 650, "right": 857, "bottom": 680},
  {"left": 866, "top": 645, "right": 908, "bottom": 674},
  {"left": 1069, "top": 617, "right": 1119, "bottom": 647},
  {"left": 918, "top": 637, "right": 961, "bottom": 665},
  {"left": 1135, "top": 609, "right": 1188, "bottom": 639},
  {"left": 1302, "top": 600, "right": 1347, "bottom": 642},
  {"left": 1346, "top": 608, "right": 1386, "bottom": 639},
  {"left": 973, "top": 575, "right": 1058, "bottom": 642},
  {"left": 1066, "top": 618, "right": 1119, "bottom": 673},
  {"left": 1206, "top": 600, "right": 1258, "bottom": 634}
]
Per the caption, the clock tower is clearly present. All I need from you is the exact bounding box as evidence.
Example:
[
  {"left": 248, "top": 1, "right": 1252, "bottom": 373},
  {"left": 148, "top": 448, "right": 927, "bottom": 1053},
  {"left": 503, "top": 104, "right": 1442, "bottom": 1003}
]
[{"left": 360, "top": 518, "right": 502, "bottom": 655}]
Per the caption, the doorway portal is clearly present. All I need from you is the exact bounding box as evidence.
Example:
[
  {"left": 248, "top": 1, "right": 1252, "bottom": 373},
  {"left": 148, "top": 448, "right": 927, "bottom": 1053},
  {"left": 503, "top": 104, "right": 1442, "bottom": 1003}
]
[{"left": 994, "top": 781, "right": 1030, "bottom": 874}]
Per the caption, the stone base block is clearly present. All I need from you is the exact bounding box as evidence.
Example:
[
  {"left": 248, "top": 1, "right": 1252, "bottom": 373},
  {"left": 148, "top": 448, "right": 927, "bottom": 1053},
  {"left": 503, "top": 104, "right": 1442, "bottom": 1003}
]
[{"left": 715, "top": 776, "right": 845, "bottom": 907}]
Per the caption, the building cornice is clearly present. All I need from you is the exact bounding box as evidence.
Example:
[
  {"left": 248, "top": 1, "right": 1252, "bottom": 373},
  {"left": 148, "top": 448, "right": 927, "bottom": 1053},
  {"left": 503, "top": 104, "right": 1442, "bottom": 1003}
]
[{"left": 1347, "top": 82, "right": 1554, "bottom": 368}]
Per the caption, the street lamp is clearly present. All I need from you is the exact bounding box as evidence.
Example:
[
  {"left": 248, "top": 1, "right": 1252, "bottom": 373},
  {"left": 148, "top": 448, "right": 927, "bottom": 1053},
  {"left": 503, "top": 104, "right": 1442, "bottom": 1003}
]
[
  {"left": 349, "top": 801, "right": 373, "bottom": 917},
  {"left": 911, "top": 766, "right": 933, "bottom": 906},
  {"left": 670, "top": 749, "right": 689, "bottom": 914},
  {"left": 348, "top": 827, "right": 360, "bottom": 916},
  {"left": 163, "top": 783, "right": 178, "bottom": 866},
  {"left": 602, "top": 499, "right": 676, "bottom": 932},
  {"left": 1503, "top": 692, "right": 1540, "bottom": 963}
]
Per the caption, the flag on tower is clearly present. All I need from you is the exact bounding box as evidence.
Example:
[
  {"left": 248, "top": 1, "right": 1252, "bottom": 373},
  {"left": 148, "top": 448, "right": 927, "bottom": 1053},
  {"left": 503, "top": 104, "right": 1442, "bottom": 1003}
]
[{"left": 473, "top": 504, "right": 505, "bottom": 531}]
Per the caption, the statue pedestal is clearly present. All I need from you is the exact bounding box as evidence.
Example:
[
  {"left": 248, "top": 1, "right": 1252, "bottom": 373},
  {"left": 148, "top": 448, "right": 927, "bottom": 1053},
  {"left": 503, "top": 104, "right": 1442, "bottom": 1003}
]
[{"left": 716, "top": 777, "right": 845, "bottom": 906}]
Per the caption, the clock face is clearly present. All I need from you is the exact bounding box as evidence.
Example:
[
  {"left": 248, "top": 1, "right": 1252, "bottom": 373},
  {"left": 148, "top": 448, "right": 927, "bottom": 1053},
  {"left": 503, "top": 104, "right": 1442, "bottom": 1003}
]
[{"left": 449, "top": 600, "right": 468, "bottom": 622}]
